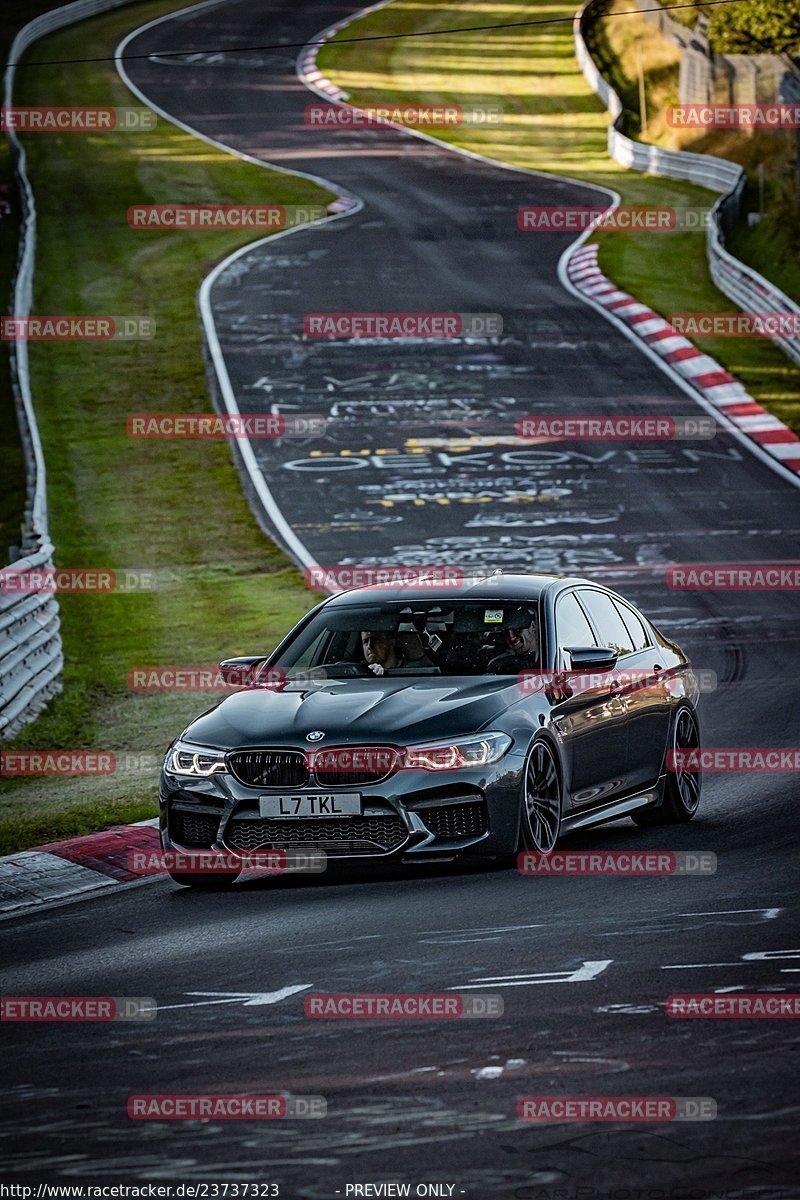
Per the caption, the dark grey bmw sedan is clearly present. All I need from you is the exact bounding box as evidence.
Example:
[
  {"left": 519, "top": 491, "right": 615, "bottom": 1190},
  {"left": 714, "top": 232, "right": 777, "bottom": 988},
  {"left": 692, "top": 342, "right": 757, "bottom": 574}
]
[{"left": 159, "top": 573, "right": 701, "bottom": 886}]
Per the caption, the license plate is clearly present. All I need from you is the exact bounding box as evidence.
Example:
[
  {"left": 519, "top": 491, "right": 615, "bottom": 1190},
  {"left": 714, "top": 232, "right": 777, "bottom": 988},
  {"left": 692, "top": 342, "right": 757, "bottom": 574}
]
[{"left": 259, "top": 793, "right": 362, "bottom": 818}]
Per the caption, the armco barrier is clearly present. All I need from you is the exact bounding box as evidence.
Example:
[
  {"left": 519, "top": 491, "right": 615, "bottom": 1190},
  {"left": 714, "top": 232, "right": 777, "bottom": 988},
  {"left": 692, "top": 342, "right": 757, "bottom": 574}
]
[
  {"left": 574, "top": 0, "right": 800, "bottom": 367},
  {"left": 0, "top": 545, "right": 62, "bottom": 737},
  {"left": 1, "top": 0, "right": 134, "bottom": 738}
]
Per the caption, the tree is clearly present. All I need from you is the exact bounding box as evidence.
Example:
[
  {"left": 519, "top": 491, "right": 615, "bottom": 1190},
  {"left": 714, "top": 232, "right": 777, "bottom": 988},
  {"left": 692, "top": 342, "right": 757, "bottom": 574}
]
[{"left": 707, "top": 0, "right": 800, "bottom": 59}]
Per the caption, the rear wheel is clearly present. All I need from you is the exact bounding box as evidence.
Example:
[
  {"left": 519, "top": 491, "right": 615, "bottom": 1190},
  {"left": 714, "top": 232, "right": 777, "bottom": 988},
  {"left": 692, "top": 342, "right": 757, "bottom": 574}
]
[
  {"left": 168, "top": 871, "right": 239, "bottom": 889},
  {"left": 521, "top": 739, "right": 562, "bottom": 853},
  {"left": 632, "top": 705, "right": 701, "bottom": 826}
]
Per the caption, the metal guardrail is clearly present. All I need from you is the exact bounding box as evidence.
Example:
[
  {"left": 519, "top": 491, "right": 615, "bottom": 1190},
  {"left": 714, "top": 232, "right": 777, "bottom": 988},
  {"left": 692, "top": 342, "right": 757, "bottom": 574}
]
[
  {"left": 1, "top": 0, "right": 134, "bottom": 738},
  {"left": 574, "top": 0, "right": 800, "bottom": 367},
  {"left": 0, "top": 544, "right": 62, "bottom": 737}
]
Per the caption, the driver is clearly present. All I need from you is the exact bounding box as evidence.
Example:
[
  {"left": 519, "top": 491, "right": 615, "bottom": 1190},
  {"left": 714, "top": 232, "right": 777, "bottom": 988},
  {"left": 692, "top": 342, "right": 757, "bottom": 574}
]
[
  {"left": 361, "top": 630, "right": 405, "bottom": 676},
  {"left": 487, "top": 609, "right": 540, "bottom": 673}
]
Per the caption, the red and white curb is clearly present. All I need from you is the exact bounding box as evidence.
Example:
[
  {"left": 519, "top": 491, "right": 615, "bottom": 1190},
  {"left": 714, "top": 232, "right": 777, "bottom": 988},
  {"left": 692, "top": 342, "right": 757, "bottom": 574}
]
[
  {"left": 298, "top": 0, "right": 407, "bottom": 146},
  {"left": 300, "top": 3, "right": 459, "bottom": 150},
  {"left": 297, "top": 2, "right": 374, "bottom": 100},
  {"left": 568, "top": 243, "right": 800, "bottom": 474},
  {"left": 0, "top": 820, "right": 160, "bottom": 916},
  {"left": 298, "top": 41, "right": 348, "bottom": 103}
]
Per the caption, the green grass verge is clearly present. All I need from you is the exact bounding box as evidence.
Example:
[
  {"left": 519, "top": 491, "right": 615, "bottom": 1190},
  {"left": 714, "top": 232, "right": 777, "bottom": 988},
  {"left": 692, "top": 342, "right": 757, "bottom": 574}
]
[
  {"left": 318, "top": 0, "right": 800, "bottom": 433},
  {"left": 0, "top": 0, "right": 333, "bottom": 854}
]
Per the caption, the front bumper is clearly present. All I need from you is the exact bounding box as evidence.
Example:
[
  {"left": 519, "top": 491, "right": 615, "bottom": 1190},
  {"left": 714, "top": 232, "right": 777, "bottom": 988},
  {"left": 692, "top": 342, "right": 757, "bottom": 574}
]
[{"left": 159, "top": 752, "right": 525, "bottom": 863}]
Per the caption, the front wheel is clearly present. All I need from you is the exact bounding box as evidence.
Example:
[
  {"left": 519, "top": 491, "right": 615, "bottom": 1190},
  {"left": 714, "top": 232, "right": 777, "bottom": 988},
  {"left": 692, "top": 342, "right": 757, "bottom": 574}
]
[
  {"left": 632, "top": 705, "right": 701, "bottom": 826},
  {"left": 520, "top": 739, "right": 562, "bottom": 853}
]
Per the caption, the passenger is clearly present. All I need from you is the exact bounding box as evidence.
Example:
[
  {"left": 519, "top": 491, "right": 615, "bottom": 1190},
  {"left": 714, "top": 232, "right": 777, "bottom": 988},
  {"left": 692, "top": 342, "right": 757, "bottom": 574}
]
[{"left": 487, "top": 610, "right": 541, "bottom": 673}]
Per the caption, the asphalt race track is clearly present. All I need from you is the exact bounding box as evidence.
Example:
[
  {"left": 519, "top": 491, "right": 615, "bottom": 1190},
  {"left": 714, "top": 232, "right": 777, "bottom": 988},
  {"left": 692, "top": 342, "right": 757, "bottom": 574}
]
[{"left": 3, "top": 0, "right": 800, "bottom": 1194}]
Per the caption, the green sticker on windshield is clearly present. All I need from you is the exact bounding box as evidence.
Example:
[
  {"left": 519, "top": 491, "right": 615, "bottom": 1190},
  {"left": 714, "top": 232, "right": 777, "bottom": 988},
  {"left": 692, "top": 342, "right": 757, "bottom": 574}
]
[{"left": 484, "top": 609, "right": 503, "bottom": 624}]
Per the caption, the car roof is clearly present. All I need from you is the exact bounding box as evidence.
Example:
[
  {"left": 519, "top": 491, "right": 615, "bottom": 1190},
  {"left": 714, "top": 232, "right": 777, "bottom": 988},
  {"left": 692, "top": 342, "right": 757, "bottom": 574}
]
[{"left": 322, "top": 572, "right": 597, "bottom": 606}]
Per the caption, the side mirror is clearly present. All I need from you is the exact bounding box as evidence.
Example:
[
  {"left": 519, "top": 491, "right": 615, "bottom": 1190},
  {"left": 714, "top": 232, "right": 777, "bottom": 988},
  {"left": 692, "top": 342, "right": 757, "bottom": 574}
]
[
  {"left": 218, "top": 656, "right": 269, "bottom": 687},
  {"left": 564, "top": 645, "right": 619, "bottom": 672}
]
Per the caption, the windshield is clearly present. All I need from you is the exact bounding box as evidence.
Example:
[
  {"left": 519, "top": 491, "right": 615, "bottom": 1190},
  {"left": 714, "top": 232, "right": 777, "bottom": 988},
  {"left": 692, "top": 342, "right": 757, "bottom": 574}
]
[{"left": 273, "top": 600, "right": 542, "bottom": 678}]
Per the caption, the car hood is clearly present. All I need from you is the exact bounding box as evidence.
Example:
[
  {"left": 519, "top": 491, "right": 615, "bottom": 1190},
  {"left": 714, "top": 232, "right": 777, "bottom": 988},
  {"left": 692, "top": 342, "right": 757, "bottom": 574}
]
[{"left": 182, "top": 677, "right": 522, "bottom": 749}]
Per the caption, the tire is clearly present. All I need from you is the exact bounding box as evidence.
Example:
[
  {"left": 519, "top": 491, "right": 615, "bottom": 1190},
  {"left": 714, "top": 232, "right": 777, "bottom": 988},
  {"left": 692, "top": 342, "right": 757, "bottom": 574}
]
[
  {"left": 168, "top": 871, "right": 239, "bottom": 889},
  {"left": 632, "top": 705, "right": 701, "bottom": 826},
  {"left": 520, "top": 738, "right": 562, "bottom": 853}
]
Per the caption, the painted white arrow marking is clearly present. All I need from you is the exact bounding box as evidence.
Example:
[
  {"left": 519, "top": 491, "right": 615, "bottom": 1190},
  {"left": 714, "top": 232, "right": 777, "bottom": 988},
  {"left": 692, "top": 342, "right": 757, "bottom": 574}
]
[
  {"left": 454, "top": 960, "right": 613, "bottom": 989},
  {"left": 420, "top": 923, "right": 545, "bottom": 937},
  {"left": 158, "top": 985, "right": 312, "bottom": 1011},
  {"left": 743, "top": 950, "right": 800, "bottom": 960},
  {"left": 662, "top": 962, "right": 745, "bottom": 969},
  {"left": 664, "top": 950, "right": 800, "bottom": 970},
  {"left": 676, "top": 908, "right": 782, "bottom": 919},
  {"left": 419, "top": 923, "right": 545, "bottom": 945},
  {"left": 323, "top": 375, "right": 380, "bottom": 391},
  {"left": 149, "top": 52, "right": 227, "bottom": 65}
]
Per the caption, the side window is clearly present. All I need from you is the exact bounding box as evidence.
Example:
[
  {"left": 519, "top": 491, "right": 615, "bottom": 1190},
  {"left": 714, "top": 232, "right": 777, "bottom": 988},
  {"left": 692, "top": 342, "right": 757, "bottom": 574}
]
[
  {"left": 578, "top": 590, "right": 635, "bottom": 657},
  {"left": 614, "top": 599, "right": 650, "bottom": 651},
  {"left": 284, "top": 628, "right": 332, "bottom": 670},
  {"left": 555, "top": 592, "right": 598, "bottom": 654}
]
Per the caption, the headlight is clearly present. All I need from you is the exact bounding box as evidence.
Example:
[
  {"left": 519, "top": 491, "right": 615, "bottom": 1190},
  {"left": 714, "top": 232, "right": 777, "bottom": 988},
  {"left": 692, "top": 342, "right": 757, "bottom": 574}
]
[
  {"left": 403, "top": 732, "right": 512, "bottom": 771},
  {"left": 165, "top": 741, "right": 228, "bottom": 777}
]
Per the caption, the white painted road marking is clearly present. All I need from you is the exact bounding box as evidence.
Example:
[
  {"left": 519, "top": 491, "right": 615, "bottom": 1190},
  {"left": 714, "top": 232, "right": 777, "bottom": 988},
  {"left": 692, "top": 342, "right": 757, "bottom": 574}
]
[
  {"left": 419, "top": 910, "right": 784, "bottom": 944},
  {"left": 663, "top": 949, "right": 800, "bottom": 970},
  {"left": 455, "top": 960, "right": 613, "bottom": 989},
  {"left": 744, "top": 950, "right": 800, "bottom": 960},
  {"left": 676, "top": 908, "right": 782, "bottom": 920},
  {"left": 158, "top": 985, "right": 312, "bottom": 1011},
  {"left": 420, "top": 923, "right": 546, "bottom": 945}
]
